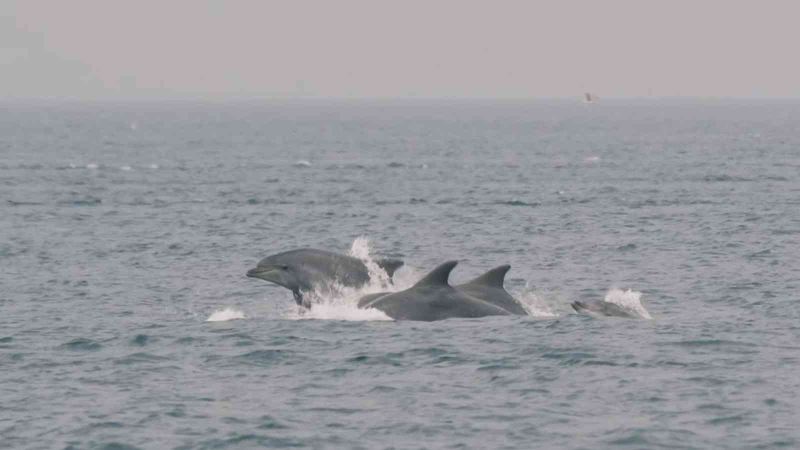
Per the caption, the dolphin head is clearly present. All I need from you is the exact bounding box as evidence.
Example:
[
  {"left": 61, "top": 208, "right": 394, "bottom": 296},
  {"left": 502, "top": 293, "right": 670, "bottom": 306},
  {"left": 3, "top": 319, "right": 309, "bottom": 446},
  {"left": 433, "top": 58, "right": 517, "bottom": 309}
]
[{"left": 246, "top": 254, "right": 312, "bottom": 298}]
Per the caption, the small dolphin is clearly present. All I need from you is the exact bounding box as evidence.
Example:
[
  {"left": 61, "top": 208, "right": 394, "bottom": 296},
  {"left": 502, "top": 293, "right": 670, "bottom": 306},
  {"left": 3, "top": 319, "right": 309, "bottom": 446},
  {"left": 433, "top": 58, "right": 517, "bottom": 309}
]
[
  {"left": 358, "top": 261, "right": 512, "bottom": 321},
  {"left": 571, "top": 301, "right": 642, "bottom": 319},
  {"left": 247, "top": 248, "right": 403, "bottom": 306}
]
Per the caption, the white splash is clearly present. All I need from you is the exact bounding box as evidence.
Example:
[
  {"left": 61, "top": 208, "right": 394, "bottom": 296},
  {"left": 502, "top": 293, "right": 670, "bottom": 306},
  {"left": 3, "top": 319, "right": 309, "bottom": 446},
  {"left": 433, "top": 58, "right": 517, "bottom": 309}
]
[
  {"left": 515, "top": 284, "right": 560, "bottom": 318},
  {"left": 293, "top": 160, "right": 311, "bottom": 167},
  {"left": 388, "top": 265, "right": 422, "bottom": 291},
  {"left": 206, "top": 307, "right": 246, "bottom": 322},
  {"left": 148, "top": 164, "right": 159, "bottom": 169},
  {"left": 348, "top": 236, "right": 372, "bottom": 260},
  {"left": 584, "top": 156, "right": 601, "bottom": 163},
  {"left": 86, "top": 163, "right": 99, "bottom": 170},
  {"left": 120, "top": 165, "right": 132, "bottom": 171},
  {"left": 603, "top": 288, "right": 652, "bottom": 319},
  {"left": 348, "top": 236, "right": 393, "bottom": 292},
  {"left": 285, "top": 302, "right": 392, "bottom": 321}
]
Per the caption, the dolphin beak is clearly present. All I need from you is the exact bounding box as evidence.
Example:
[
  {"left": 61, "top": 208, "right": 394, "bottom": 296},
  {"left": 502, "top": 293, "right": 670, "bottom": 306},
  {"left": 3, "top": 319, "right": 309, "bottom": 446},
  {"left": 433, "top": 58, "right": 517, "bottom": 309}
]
[{"left": 246, "top": 267, "right": 283, "bottom": 285}]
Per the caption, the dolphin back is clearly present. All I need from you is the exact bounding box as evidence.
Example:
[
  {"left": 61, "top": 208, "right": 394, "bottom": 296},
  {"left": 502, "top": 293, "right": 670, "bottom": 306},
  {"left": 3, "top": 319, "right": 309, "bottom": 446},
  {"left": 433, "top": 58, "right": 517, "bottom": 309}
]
[
  {"left": 360, "top": 261, "right": 513, "bottom": 321},
  {"left": 456, "top": 265, "right": 528, "bottom": 315}
]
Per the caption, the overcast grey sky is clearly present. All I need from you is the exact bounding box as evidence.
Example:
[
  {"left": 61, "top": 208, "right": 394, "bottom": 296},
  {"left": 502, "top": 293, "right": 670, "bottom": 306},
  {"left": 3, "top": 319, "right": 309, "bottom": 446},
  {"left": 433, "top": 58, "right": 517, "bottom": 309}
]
[{"left": 2, "top": 0, "right": 799, "bottom": 99}]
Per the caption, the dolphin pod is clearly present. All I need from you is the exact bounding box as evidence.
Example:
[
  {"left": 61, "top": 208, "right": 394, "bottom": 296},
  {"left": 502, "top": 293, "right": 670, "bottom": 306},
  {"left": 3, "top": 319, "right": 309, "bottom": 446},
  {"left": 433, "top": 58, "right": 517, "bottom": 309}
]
[
  {"left": 247, "top": 248, "right": 646, "bottom": 320},
  {"left": 246, "top": 248, "right": 403, "bottom": 307}
]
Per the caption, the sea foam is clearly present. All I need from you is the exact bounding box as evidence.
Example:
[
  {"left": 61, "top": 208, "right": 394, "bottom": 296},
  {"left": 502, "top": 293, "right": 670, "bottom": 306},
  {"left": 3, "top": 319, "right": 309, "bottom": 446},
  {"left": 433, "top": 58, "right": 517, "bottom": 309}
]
[{"left": 206, "top": 307, "right": 246, "bottom": 322}]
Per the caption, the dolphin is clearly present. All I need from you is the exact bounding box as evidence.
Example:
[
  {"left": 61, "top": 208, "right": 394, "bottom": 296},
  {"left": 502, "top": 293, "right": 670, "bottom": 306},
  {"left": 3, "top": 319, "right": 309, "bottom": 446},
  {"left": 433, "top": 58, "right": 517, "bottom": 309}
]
[
  {"left": 246, "top": 248, "right": 403, "bottom": 306},
  {"left": 454, "top": 265, "right": 528, "bottom": 315},
  {"left": 357, "top": 264, "right": 529, "bottom": 315},
  {"left": 358, "top": 261, "right": 512, "bottom": 321},
  {"left": 571, "top": 300, "right": 642, "bottom": 319}
]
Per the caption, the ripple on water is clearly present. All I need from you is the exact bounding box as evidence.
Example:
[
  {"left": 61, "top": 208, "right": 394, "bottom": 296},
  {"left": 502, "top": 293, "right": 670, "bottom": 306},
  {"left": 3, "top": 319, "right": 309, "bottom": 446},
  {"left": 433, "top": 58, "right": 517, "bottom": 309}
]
[
  {"left": 541, "top": 351, "right": 596, "bottom": 366},
  {"left": 495, "top": 199, "right": 540, "bottom": 207},
  {"left": 256, "top": 415, "right": 289, "bottom": 430},
  {"left": 476, "top": 361, "right": 521, "bottom": 371},
  {"left": 234, "top": 349, "right": 289, "bottom": 367},
  {"left": 661, "top": 339, "right": 759, "bottom": 354},
  {"left": 130, "top": 334, "right": 150, "bottom": 346},
  {"left": 368, "top": 385, "right": 399, "bottom": 394},
  {"left": 185, "top": 435, "right": 304, "bottom": 449},
  {"left": 114, "top": 352, "right": 170, "bottom": 365},
  {"left": 85, "top": 443, "right": 143, "bottom": 450},
  {"left": 60, "top": 338, "right": 103, "bottom": 352},
  {"left": 346, "top": 354, "right": 402, "bottom": 367},
  {"left": 58, "top": 197, "right": 102, "bottom": 206}
]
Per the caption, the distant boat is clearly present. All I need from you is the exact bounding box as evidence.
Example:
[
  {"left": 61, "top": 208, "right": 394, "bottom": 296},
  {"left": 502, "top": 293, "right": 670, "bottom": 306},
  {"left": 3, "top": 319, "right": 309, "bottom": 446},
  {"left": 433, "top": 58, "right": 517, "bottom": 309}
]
[{"left": 583, "top": 92, "right": 598, "bottom": 103}]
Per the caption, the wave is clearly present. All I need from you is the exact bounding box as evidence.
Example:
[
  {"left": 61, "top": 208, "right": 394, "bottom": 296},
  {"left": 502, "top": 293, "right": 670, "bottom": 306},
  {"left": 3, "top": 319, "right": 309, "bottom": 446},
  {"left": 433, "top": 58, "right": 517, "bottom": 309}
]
[
  {"left": 284, "top": 302, "right": 392, "bottom": 321},
  {"left": 496, "top": 199, "right": 540, "bottom": 207}
]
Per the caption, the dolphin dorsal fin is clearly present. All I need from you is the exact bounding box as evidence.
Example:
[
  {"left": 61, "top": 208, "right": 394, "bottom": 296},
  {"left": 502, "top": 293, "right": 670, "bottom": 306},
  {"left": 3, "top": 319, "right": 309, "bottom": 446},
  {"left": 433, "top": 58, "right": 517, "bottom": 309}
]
[
  {"left": 465, "top": 265, "right": 510, "bottom": 288},
  {"left": 414, "top": 261, "right": 458, "bottom": 287}
]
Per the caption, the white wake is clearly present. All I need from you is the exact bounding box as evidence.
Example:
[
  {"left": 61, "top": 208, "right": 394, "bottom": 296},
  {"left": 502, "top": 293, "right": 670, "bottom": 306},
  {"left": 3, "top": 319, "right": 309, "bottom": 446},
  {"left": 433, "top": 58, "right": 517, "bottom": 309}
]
[
  {"left": 514, "top": 285, "right": 561, "bottom": 318},
  {"left": 602, "top": 288, "right": 652, "bottom": 319}
]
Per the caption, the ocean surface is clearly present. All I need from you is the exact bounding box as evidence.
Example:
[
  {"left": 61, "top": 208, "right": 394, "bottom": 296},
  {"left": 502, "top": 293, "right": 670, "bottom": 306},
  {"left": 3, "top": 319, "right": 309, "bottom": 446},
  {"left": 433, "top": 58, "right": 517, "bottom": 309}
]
[{"left": 2, "top": 99, "right": 799, "bottom": 449}]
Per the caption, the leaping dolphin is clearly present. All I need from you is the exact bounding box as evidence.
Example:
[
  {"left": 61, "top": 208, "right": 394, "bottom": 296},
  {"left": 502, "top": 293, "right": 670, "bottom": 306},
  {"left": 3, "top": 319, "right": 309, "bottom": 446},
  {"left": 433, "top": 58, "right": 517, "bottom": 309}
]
[
  {"left": 357, "top": 261, "right": 512, "bottom": 321},
  {"left": 246, "top": 248, "right": 403, "bottom": 306}
]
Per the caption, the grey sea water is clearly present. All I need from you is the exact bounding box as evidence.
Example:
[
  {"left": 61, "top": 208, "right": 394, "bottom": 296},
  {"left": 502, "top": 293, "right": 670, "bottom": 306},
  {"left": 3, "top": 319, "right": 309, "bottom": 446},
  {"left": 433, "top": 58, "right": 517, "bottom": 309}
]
[{"left": 2, "top": 100, "right": 799, "bottom": 449}]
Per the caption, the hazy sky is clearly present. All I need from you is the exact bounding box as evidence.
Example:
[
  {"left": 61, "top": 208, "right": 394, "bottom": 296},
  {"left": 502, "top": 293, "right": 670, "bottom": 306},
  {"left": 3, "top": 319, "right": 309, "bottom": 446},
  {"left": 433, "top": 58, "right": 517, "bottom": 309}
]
[{"left": 2, "top": 0, "right": 799, "bottom": 99}]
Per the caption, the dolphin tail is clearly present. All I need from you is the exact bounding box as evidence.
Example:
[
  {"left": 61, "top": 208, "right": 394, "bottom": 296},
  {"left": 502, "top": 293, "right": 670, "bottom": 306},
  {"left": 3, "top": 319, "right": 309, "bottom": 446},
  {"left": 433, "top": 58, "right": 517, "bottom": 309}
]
[{"left": 376, "top": 258, "right": 404, "bottom": 278}]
